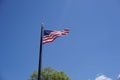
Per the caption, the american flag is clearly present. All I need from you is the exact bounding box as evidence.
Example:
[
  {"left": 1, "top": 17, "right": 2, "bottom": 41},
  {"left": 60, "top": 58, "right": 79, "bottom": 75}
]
[{"left": 43, "top": 28, "right": 69, "bottom": 44}]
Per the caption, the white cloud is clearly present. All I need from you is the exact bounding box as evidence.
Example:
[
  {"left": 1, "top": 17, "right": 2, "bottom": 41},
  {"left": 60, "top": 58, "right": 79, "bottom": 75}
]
[
  {"left": 118, "top": 74, "right": 120, "bottom": 79},
  {"left": 95, "top": 75, "right": 112, "bottom": 80}
]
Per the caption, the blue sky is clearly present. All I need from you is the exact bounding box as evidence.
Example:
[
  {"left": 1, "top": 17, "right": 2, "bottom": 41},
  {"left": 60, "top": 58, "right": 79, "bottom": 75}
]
[{"left": 0, "top": 0, "right": 120, "bottom": 80}]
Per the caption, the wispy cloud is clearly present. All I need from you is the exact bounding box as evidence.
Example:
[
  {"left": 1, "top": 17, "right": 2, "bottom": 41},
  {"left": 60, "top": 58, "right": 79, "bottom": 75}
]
[{"left": 95, "top": 75, "right": 112, "bottom": 80}]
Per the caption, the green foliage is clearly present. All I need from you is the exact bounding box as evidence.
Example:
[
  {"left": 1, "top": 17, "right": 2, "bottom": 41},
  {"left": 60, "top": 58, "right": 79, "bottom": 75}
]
[
  {"left": 29, "top": 71, "right": 38, "bottom": 80},
  {"left": 29, "top": 67, "right": 71, "bottom": 80}
]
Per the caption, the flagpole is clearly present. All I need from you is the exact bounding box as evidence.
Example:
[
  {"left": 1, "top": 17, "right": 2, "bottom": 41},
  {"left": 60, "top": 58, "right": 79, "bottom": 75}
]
[{"left": 38, "top": 23, "right": 44, "bottom": 80}]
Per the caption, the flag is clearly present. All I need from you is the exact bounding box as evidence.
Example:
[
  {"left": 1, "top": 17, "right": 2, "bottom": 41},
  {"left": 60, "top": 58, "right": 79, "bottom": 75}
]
[{"left": 43, "top": 28, "right": 69, "bottom": 44}]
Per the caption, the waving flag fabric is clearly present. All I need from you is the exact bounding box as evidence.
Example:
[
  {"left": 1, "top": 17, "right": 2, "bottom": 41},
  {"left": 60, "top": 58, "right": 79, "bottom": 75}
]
[{"left": 43, "top": 28, "right": 69, "bottom": 44}]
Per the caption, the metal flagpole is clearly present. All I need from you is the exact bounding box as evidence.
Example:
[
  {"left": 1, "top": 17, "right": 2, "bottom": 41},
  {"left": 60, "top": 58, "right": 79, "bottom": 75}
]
[{"left": 38, "top": 23, "right": 44, "bottom": 80}]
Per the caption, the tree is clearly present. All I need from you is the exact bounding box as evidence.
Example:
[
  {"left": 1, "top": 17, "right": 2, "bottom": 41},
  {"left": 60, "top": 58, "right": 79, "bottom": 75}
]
[{"left": 29, "top": 67, "right": 71, "bottom": 80}]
